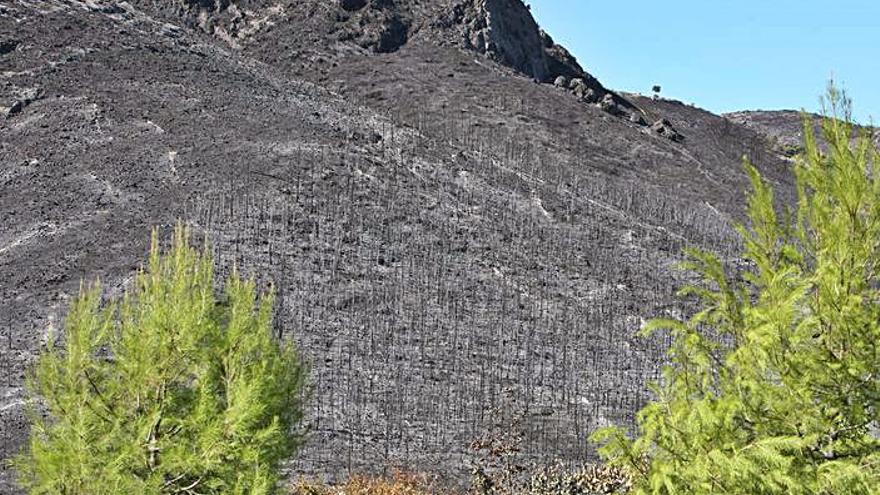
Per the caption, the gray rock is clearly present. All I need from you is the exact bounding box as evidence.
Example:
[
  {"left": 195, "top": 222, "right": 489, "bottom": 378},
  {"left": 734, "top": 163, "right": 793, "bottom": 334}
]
[
  {"left": 4, "top": 100, "right": 23, "bottom": 118},
  {"left": 569, "top": 77, "right": 585, "bottom": 90},
  {"left": 629, "top": 112, "right": 646, "bottom": 125},
  {"left": 460, "top": 0, "right": 550, "bottom": 81},
  {"left": 599, "top": 93, "right": 620, "bottom": 115},
  {"left": 553, "top": 75, "right": 568, "bottom": 88},
  {"left": 573, "top": 85, "right": 597, "bottom": 103},
  {"left": 19, "top": 87, "right": 41, "bottom": 102},
  {"left": 4, "top": 88, "right": 42, "bottom": 118},
  {"left": 651, "top": 118, "right": 684, "bottom": 141},
  {"left": 651, "top": 118, "right": 670, "bottom": 130}
]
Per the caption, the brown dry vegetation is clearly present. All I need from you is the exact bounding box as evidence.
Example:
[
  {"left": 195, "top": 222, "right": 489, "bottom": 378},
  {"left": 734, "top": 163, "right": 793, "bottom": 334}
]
[
  {"left": 290, "top": 462, "right": 631, "bottom": 495},
  {"left": 292, "top": 472, "right": 451, "bottom": 495}
]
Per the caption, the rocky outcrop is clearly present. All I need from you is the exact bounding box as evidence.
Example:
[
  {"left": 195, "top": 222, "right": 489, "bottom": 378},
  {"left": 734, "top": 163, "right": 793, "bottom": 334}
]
[
  {"left": 131, "top": 0, "right": 608, "bottom": 90},
  {"left": 567, "top": 78, "right": 595, "bottom": 101},
  {"left": 327, "top": 0, "right": 620, "bottom": 107},
  {"left": 452, "top": 0, "right": 549, "bottom": 80},
  {"left": 540, "top": 29, "right": 587, "bottom": 81},
  {"left": 552, "top": 75, "right": 634, "bottom": 113},
  {"left": 443, "top": 0, "right": 597, "bottom": 85}
]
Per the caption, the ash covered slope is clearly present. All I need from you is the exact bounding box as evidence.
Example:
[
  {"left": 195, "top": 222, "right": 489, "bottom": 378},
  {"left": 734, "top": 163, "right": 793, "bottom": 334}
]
[
  {"left": 1, "top": 2, "right": 398, "bottom": 489},
  {"left": 2, "top": 0, "right": 793, "bottom": 491}
]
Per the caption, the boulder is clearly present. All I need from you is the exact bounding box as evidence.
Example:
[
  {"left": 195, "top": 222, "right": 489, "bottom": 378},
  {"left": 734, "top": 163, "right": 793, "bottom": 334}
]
[
  {"left": 629, "top": 112, "right": 646, "bottom": 125},
  {"left": 3, "top": 87, "right": 42, "bottom": 119},
  {"left": 651, "top": 118, "right": 683, "bottom": 142},
  {"left": 599, "top": 93, "right": 620, "bottom": 115},
  {"left": 553, "top": 75, "right": 568, "bottom": 88},
  {"left": 569, "top": 77, "right": 585, "bottom": 90},
  {"left": 571, "top": 83, "right": 597, "bottom": 103},
  {"left": 578, "top": 88, "right": 597, "bottom": 103},
  {"left": 3, "top": 100, "right": 23, "bottom": 119}
]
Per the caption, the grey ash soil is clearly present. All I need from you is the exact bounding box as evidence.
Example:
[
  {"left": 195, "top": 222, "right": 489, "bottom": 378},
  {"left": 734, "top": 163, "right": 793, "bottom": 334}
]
[{"left": 0, "top": 0, "right": 805, "bottom": 492}]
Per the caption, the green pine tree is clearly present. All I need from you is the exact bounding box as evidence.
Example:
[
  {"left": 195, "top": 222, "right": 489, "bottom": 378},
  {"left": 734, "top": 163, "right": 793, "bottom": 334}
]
[
  {"left": 14, "top": 223, "right": 307, "bottom": 494},
  {"left": 592, "top": 87, "right": 880, "bottom": 494}
]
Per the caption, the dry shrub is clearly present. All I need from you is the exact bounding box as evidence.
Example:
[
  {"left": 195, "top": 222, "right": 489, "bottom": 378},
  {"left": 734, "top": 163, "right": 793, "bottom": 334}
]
[
  {"left": 290, "top": 463, "right": 630, "bottom": 495},
  {"left": 526, "top": 463, "right": 631, "bottom": 495},
  {"left": 291, "top": 472, "right": 450, "bottom": 495},
  {"left": 469, "top": 461, "right": 631, "bottom": 495},
  {"left": 468, "top": 395, "right": 527, "bottom": 495}
]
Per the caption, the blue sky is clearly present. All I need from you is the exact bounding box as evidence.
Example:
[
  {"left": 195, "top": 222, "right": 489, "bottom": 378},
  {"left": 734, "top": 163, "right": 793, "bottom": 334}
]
[{"left": 529, "top": 1, "right": 879, "bottom": 123}]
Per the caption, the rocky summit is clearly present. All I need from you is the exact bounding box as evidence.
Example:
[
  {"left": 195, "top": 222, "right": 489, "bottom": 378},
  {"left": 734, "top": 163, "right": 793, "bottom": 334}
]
[{"left": 0, "top": 0, "right": 815, "bottom": 492}]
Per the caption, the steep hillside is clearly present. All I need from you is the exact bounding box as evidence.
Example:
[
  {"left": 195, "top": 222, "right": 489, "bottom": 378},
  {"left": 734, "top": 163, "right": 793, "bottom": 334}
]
[{"left": 1, "top": 0, "right": 795, "bottom": 491}]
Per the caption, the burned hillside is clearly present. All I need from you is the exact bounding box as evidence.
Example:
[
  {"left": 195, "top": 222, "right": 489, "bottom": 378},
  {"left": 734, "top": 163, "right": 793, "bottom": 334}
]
[{"left": 1, "top": 0, "right": 798, "bottom": 491}]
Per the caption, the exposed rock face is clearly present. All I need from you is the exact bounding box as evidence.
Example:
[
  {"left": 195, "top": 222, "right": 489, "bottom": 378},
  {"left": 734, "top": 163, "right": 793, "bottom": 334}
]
[
  {"left": 540, "top": 29, "right": 588, "bottom": 81},
  {"left": 455, "top": 0, "right": 549, "bottom": 80},
  {"left": 445, "top": 0, "right": 599, "bottom": 85}
]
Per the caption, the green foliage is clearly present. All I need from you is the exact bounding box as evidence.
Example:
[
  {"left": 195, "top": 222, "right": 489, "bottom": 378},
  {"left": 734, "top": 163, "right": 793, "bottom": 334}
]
[
  {"left": 591, "top": 87, "right": 880, "bottom": 494},
  {"left": 14, "top": 223, "right": 307, "bottom": 494}
]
